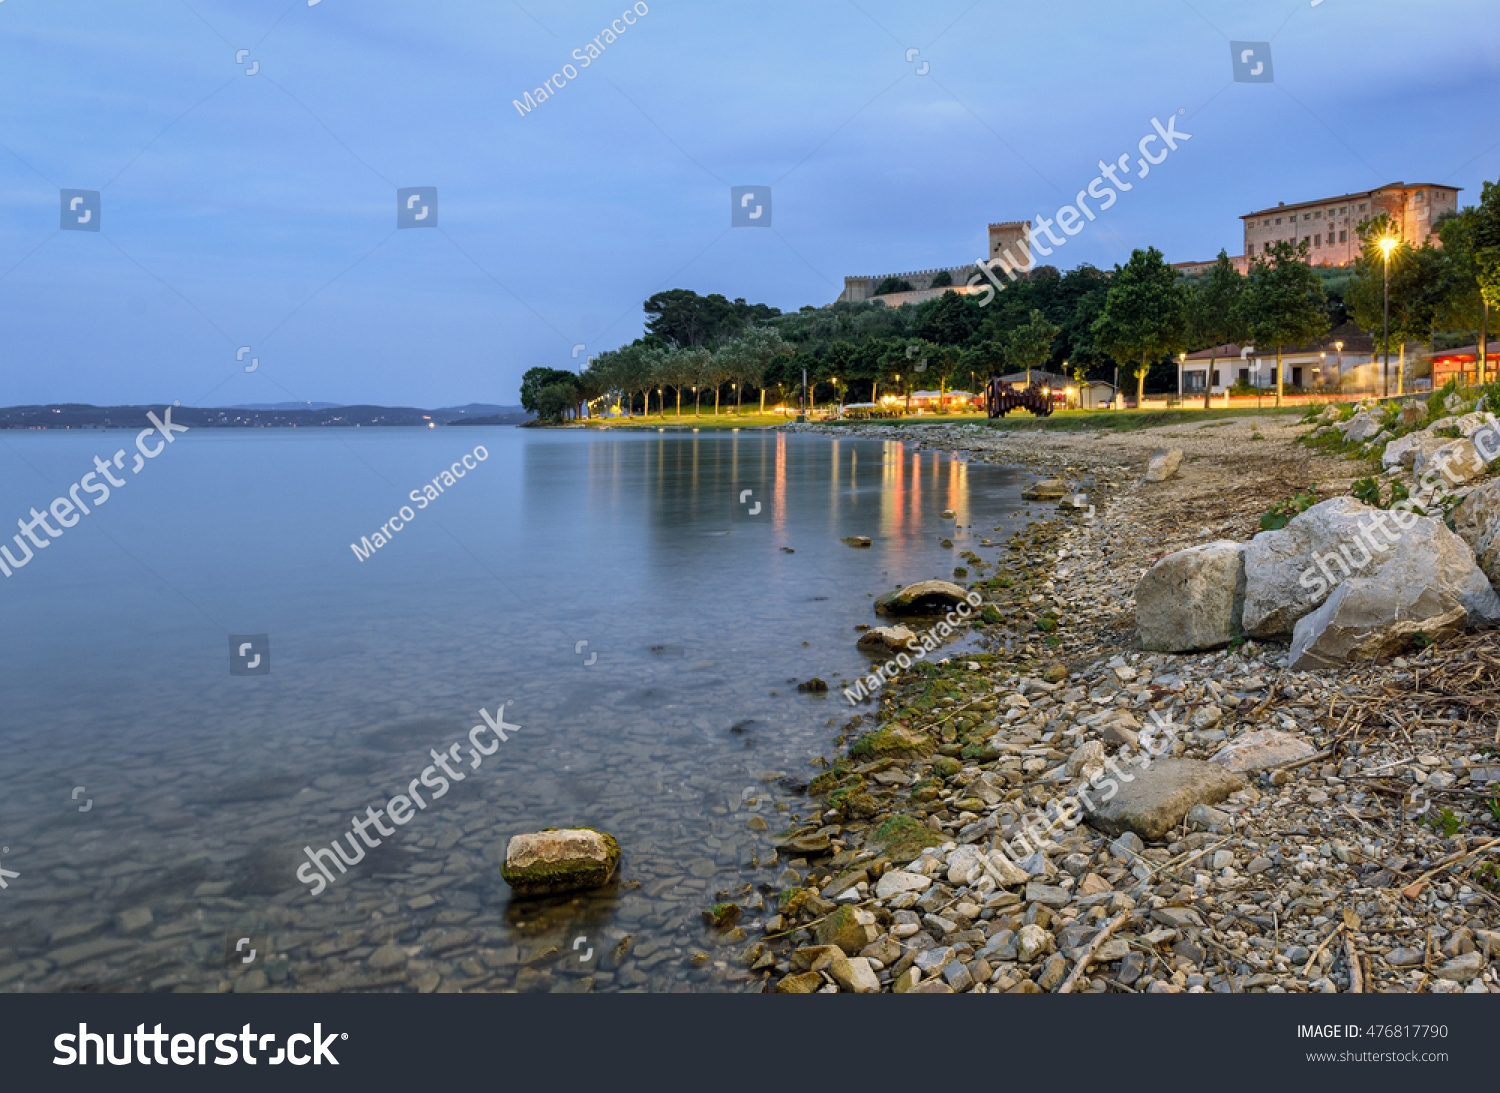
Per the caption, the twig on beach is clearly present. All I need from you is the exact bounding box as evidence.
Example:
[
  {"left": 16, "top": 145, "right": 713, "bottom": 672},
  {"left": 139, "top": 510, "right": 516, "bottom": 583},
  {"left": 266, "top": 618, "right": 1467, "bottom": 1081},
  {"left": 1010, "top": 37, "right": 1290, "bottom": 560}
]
[{"left": 1057, "top": 911, "right": 1128, "bottom": 994}]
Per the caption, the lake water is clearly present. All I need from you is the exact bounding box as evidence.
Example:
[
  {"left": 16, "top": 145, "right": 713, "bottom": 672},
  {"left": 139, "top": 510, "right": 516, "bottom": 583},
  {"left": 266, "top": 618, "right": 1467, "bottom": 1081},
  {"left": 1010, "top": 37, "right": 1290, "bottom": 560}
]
[{"left": 0, "top": 425, "right": 1029, "bottom": 993}]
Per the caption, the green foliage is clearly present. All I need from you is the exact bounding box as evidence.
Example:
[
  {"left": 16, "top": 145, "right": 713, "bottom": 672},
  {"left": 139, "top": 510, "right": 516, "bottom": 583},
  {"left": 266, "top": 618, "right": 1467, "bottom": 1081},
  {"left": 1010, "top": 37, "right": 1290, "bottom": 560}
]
[
  {"left": 643, "top": 288, "right": 779, "bottom": 349},
  {"left": 929, "top": 269, "right": 953, "bottom": 287},
  {"left": 1090, "top": 247, "right": 1188, "bottom": 406},
  {"left": 1425, "top": 807, "right": 1461, "bottom": 838},
  {"left": 534, "top": 382, "right": 576, "bottom": 422},
  {"left": 1237, "top": 240, "right": 1329, "bottom": 406},
  {"left": 1187, "top": 250, "right": 1245, "bottom": 406},
  {"left": 1351, "top": 477, "right": 1410, "bottom": 510},
  {"left": 875, "top": 276, "right": 915, "bottom": 295},
  {"left": 519, "top": 366, "right": 579, "bottom": 416},
  {"left": 1003, "top": 309, "right": 1062, "bottom": 380},
  {"left": 1260, "top": 490, "right": 1316, "bottom": 531}
]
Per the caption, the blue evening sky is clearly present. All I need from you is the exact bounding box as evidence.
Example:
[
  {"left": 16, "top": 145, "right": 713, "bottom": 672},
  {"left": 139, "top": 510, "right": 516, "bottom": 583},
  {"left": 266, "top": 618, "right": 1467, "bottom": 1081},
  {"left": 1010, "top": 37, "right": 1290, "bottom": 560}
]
[{"left": 0, "top": 0, "right": 1495, "bottom": 408}]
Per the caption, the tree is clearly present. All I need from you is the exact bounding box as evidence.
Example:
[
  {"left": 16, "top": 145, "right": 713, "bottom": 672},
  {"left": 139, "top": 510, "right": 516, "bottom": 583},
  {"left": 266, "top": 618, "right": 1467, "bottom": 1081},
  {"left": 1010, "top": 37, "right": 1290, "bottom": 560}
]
[
  {"left": 1003, "top": 309, "right": 1061, "bottom": 385},
  {"left": 874, "top": 277, "right": 914, "bottom": 295},
  {"left": 535, "top": 382, "right": 575, "bottom": 423},
  {"left": 650, "top": 347, "right": 699, "bottom": 417},
  {"left": 1090, "top": 247, "right": 1188, "bottom": 408},
  {"left": 1187, "top": 250, "right": 1245, "bottom": 408},
  {"left": 715, "top": 326, "right": 792, "bottom": 414},
  {"left": 519, "top": 366, "right": 578, "bottom": 417},
  {"left": 642, "top": 289, "right": 779, "bottom": 349},
  {"left": 929, "top": 269, "right": 953, "bottom": 288},
  {"left": 1238, "top": 240, "right": 1328, "bottom": 405},
  {"left": 700, "top": 348, "right": 733, "bottom": 415}
]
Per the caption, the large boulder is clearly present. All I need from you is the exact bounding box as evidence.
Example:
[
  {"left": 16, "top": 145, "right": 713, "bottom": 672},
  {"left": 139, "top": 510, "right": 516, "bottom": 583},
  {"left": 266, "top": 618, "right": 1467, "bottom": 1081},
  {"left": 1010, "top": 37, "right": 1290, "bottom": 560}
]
[
  {"left": 1144, "top": 448, "right": 1183, "bottom": 482},
  {"left": 1288, "top": 577, "right": 1466, "bottom": 670},
  {"left": 1413, "top": 438, "right": 1485, "bottom": 487},
  {"left": 1453, "top": 479, "right": 1500, "bottom": 585},
  {"left": 874, "top": 580, "right": 975, "bottom": 616},
  {"left": 1134, "top": 541, "right": 1246, "bottom": 651},
  {"left": 500, "top": 828, "right": 620, "bottom": 897},
  {"left": 1241, "top": 497, "right": 1500, "bottom": 639},
  {"left": 1082, "top": 759, "right": 1245, "bottom": 842}
]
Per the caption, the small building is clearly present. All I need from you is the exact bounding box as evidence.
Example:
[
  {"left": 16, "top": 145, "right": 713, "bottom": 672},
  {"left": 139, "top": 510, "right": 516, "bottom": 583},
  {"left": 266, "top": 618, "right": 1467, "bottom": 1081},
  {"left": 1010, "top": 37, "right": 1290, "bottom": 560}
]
[
  {"left": 1181, "top": 337, "right": 1377, "bottom": 393},
  {"left": 1076, "top": 380, "right": 1116, "bottom": 409},
  {"left": 1426, "top": 341, "right": 1500, "bottom": 389}
]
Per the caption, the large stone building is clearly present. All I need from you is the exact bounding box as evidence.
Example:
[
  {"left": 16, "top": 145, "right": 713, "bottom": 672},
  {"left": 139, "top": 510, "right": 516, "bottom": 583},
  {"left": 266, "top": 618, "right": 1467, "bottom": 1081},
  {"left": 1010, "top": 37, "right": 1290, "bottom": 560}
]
[
  {"left": 1241, "top": 181, "right": 1459, "bottom": 267},
  {"left": 838, "top": 221, "right": 1032, "bottom": 304}
]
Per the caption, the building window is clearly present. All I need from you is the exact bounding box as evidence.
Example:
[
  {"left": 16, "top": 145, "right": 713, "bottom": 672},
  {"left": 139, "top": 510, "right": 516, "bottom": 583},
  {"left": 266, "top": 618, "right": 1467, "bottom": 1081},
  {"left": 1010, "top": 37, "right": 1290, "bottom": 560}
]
[
  {"left": 1339, "top": 230, "right": 1346, "bottom": 243},
  {"left": 1275, "top": 217, "right": 1281, "bottom": 225},
  {"left": 1416, "top": 190, "right": 1424, "bottom": 200},
  {"left": 1303, "top": 236, "right": 1310, "bottom": 246},
  {"left": 1304, "top": 213, "right": 1311, "bottom": 220},
  {"left": 1359, "top": 203, "right": 1367, "bottom": 211},
  {"left": 1339, "top": 206, "right": 1346, "bottom": 214},
  {"left": 1247, "top": 243, "right": 1254, "bottom": 255},
  {"left": 1314, "top": 211, "right": 1322, "bottom": 219},
  {"left": 1314, "top": 234, "right": 1321, "bottom": 245}
]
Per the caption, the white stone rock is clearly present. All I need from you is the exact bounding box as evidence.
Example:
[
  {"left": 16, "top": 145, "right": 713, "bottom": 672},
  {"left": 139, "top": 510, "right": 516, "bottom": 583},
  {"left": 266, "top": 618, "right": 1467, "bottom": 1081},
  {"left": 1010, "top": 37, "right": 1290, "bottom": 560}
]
[
  {"left": 1341, "top": 411, "right": 1385, "bottom": 443},
  {"left": 1452, "top": 477, "right": 1500, "bottom": 587},
  {"left": 1210, "top": 729, "right": 1315, "bottom": 772},
  {"left": 1017, "top": 923, "right": 1050, "bottom": 962},
  {"left": 1381, "top": 430, "right": 1435, "bottom": 470},
  {"left": 856, "top": 625, "right": 919, "bottom": 654},
  {"left": 1288, "top": 576, "right": 1468, "bottom": 670},
  {"left": 1413, "top": 437, "right": 1485, "bottom": 487},
  {"left": 1134, "top": 540, "right": 1246, "bottom": 652},
  {"left": 1145, "top": 448, "right": 1183, "bottom": 482},
  {"left": 830, "top": 954, "right": 882, "bottom": 993},
  {"left": 1241, "top": 496, "right": 1500, "bottom": 639},
  {"left": 874, "top": 870, "right": 932, "bottom": 899}
]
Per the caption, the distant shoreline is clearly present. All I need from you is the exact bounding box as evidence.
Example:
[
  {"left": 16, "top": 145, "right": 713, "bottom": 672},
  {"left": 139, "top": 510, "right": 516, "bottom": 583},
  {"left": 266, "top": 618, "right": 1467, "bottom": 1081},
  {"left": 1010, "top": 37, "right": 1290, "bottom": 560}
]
[{"left": 0, "top": 403, "right": 532, "bottom": 430}]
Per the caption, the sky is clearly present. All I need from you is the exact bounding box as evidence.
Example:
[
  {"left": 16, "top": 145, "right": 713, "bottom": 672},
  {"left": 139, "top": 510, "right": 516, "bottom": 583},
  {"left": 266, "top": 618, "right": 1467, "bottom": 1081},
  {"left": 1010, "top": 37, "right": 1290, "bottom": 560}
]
[{"left": 0, "top": 0, "right": 1496, "bottom": 409}]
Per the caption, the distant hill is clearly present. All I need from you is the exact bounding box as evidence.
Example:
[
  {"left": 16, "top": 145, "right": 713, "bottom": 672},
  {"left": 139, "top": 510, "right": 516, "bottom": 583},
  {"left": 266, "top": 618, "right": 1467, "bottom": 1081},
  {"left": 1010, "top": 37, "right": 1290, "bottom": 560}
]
[
  {"left": 228, "top": 401, "right": 344, "bottom": 410},
  {"left": 0, "top": 403, "right": 533, "bottom": 429}
]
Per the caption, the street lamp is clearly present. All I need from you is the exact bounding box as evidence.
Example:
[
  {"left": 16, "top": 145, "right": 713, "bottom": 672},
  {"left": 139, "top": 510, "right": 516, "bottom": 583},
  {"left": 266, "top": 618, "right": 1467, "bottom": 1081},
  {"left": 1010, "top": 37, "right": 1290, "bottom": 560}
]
[
  {"left": 1379, "top": 237, "right": 1397, "bottom": 398},
  {"left": 1334, "top": 340, "right": 1343, "bottom": 393},
  {"left": 1178, "top": 352, "right": 1186, "bottom": 404}
]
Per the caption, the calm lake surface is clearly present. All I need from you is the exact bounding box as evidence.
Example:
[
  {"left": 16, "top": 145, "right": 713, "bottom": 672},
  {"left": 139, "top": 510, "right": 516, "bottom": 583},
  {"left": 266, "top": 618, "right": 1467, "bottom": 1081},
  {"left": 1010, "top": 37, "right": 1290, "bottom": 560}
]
[{"left": 0, "top": 425, "right": 1030, "bottom": 992}]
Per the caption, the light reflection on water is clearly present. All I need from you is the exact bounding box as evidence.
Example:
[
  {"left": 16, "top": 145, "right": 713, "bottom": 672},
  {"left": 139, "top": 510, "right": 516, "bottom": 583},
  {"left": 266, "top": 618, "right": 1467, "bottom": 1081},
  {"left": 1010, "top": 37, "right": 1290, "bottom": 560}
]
[{"left": 0, "top": 426, "right": 1026, "bottom": 992}]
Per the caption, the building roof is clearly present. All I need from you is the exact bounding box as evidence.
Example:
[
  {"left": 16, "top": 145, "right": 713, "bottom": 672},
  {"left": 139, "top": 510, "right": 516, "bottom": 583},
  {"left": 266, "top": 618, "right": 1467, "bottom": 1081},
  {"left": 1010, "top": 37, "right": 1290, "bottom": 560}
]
[
  {"left": 1184, "top": 335, "right": 1376, "bottom": 361},
  {"left": 997, "top": 370, "right": 1069, "bottom": 384},
  {"left": 1240, "top": 182, "right": 1460, "bottom": 221},
  {"left": 1425, "top": 341, "right": 1500, "bottom": 361}
]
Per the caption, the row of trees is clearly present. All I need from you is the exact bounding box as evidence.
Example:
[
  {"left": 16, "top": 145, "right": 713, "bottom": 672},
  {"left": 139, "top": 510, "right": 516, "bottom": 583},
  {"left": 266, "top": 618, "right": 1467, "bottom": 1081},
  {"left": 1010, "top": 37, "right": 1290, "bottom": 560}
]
[{"left": 521, "top": 177, "right": 1500, "bottom": 419}]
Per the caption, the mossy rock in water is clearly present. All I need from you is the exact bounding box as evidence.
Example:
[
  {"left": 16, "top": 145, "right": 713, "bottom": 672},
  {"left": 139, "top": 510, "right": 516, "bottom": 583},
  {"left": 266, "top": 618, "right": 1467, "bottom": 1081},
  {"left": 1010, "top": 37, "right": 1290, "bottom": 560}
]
[
  {"left": 1041, "top": 660, "right": 1068, "bottom": 683},
  {"left": 778, "top": 887, "right": 810, "bottom": 916},
  {"left": 849, "top": 725, "right": 930, "bottom": 760},
  {"left": 500, "top": 827, "right": 620, "bottom": 898},
  {"left": 961, "top": 741, "right": 1000, "bottom": 762},
  {"left": 953, "top": 566, "right": 968, "bottom": 578},
  {"left": 874, "top": 580, "right": 973, "bottom": 617},
  {"left": 702, "top": 902, "right": 741, "bottom": 929},
  {"left": 980, "top": 606, "right": 1003, "bottom": 624},
  {"left": 808, "top": 766, "right": 858, "bottom": 796},
  {"left": 870, "top": 814, "right": 943, "bottom": 863},
  {"left": 797, "top": 678, "right": 829, "bottom": 693},
  {"left": 1035, "top": 617, "right": 1057, "bottom": 633}
]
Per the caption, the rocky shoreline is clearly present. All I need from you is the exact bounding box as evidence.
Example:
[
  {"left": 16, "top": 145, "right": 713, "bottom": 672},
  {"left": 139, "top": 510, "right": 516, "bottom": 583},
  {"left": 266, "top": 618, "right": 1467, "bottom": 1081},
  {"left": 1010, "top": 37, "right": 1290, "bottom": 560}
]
[{"left": 750, "top": 412, "right": 1500, "bottom": 994}]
